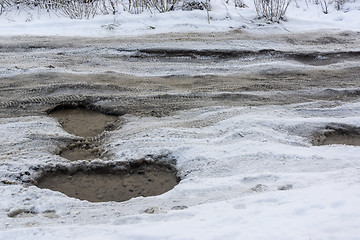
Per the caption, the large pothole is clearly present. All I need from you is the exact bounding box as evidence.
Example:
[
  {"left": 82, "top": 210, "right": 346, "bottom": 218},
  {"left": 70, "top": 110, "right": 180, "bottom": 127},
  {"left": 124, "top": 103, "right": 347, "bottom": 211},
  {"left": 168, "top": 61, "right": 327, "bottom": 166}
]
[
  {"left": 49, "top": 106, "right": 118, "bottom": 138},
  {"left": 312, "top": 125, "right": 360, "bottom": 146},
  {"left": 35, "top": 161, "right": 180, "bottom": 202}
]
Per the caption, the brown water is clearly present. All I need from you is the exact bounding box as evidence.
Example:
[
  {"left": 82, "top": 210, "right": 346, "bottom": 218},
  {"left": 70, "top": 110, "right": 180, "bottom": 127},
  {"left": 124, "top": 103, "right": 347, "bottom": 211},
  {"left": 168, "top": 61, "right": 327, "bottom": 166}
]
[
  {"left": 49, "top": 108, "right": 117, "bottom": 138},
  {"left": 36, "top": 163, "right": 180, "bottom": 202}
]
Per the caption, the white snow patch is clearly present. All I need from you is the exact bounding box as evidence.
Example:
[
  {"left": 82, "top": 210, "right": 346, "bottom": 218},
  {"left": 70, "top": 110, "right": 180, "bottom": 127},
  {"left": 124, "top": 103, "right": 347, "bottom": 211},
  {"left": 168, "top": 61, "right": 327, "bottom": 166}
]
[{"left": 0, "top": 0, "right": 359, "bottom": 36}]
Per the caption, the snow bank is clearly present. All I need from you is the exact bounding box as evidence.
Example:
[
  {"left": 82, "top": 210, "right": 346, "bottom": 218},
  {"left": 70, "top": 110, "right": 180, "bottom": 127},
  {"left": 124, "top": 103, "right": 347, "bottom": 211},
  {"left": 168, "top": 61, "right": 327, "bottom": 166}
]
[{"left": 0, "top": 0, "right": 359, "bottom": 36}]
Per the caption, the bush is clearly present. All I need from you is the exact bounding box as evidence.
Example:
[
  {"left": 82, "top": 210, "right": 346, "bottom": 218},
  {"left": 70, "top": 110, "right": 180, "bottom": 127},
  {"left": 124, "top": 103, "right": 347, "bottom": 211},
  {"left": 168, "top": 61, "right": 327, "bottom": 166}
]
[
  {"left": 0, "top": 0, "right": 180, "bottom": 18},
  {"left": 127, "top": 0, "right": 178, "bottom": 14},
  {"left": 152, "top": 0, "right": 178, "bottom": 12},
  {"left": 234, "top": 0, "right": 247, "bottom": 8},
  {"left": 59, "top": 0, "right": 100, "bottom": 19},
  {"left": 181, "top": 0, "right": 211, "bottom": 11},
  {"left": 319, "top": 0, "right": 330, "bottom": 13},
  {"left": 0, "top": 0, "right": 16, "bottom": 15},
  {"left": 254, "top": 0, "right": 291, "bottom": 22}
]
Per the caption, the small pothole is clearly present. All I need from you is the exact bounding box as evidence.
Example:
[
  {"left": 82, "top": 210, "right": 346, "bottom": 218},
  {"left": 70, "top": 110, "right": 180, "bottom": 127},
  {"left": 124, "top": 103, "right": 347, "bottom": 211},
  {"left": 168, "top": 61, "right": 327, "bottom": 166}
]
[
  {"left": 35, "top": 161, "right": 180, "bottom": 202},
  {"left": 312, "top": 125, "right": 360, "bottom": 146},
  {"left": 48, "top": 106, "right": 118, "bottom": 138},
  {"left": 58, "top": 140, "right": 102, "bottom": 161},
  {"left": 60, "top": 148, "right": 98, "bottom": 161},
  {"left": 48, "top": 103, "right": 119, "bottom": 161}
]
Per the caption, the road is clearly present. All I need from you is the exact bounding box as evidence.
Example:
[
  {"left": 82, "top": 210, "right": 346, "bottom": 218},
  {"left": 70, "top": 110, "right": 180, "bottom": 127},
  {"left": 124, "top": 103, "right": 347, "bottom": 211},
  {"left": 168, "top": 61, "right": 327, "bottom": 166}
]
[
  {"left": 0, "top": 30, "right": 360, "bottom": 232},
  {"left": 0, "top": 30, "right": 360, "bottom": 118}
]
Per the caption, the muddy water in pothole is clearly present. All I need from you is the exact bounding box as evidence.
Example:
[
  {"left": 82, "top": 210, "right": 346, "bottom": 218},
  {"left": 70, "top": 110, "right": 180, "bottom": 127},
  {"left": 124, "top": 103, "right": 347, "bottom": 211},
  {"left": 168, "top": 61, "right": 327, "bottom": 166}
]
[
  {"left": 313, "top": 126, "right": 360, "bottom": 146},
  {"left": 36, "top": 163, "right": 179, "bottom": 202},
  {"left": 59, "top": 148, "right": 98, "bottom": 161},
  {"left": 49, "top": 108, "right": 117, "bottom": 138},
  {"left": 315, "top": 132, "right": 360, "bottom": 146}
]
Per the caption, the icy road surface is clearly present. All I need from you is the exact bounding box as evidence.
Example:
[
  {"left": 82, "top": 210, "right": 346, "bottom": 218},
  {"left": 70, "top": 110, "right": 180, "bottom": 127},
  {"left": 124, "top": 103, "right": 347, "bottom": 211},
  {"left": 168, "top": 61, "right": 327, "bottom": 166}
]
[{"left": 0, "top": 31, "right": 360, "bottom": 240}]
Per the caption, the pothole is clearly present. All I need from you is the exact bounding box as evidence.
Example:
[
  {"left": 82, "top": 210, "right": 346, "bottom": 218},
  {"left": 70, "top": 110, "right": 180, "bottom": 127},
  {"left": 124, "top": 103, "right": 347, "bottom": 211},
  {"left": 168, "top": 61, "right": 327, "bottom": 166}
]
[
  {"left": 43, "top": 103, "right": 180, "bottom": 202},
  {"left": 60, "top": 148, "right": 98, "bottom": 161},
  {"left": 35, "top": 161, "right": 180, "bottom": 202},
  {"left": 59, "top": 140, "right": 101, "bottom": 161},
  {"left": 312, "top": 125, "right": 360, "bottom": 146},
  {"left": 48, "top": 103, "right": 119, "bottom": 161},
  {"left": 48, "top": 105, "right": 118, "bottom": 138}
]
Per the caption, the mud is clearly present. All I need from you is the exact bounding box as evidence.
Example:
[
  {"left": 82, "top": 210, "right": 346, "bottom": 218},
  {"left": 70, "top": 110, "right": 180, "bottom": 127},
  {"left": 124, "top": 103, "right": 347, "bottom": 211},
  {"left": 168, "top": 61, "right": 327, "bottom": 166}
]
[
  {"left": 48, "top": 106, "right": 118, "bottom": 160},
  {"left": 58, "top": 138, "right": 102, "bottom": 161},
  {"left": 49, "top": 108, "right": 118, "bottom": 138},
  {"left": 59, "top": 148, "right": 98, "bottom": 161},
  {"left": 313, "top": 125, "right": 360, "bottom": 146},
  {"left": 36, "top": 162, "right": 180, "bottom": 202}
]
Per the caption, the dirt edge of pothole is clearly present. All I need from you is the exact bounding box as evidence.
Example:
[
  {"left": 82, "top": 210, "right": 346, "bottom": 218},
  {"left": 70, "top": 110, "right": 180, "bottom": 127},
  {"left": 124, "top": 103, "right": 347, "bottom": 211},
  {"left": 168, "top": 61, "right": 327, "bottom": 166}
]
[{"left": 46, "top": 100, "right": 123, "bottom": 117}]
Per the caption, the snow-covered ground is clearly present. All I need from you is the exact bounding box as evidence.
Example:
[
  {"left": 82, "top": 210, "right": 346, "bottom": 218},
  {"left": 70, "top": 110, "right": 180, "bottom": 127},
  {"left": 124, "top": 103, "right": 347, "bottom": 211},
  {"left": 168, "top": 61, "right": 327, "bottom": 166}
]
[
  {"left": 1, "top": 100, "right": 360, "bottom": 240},
  {"left": 0, "top": 0, "right": 360, "bottom": 36},
  {"left": 1, "top": 0, "right": 360, "bottom": 239}
]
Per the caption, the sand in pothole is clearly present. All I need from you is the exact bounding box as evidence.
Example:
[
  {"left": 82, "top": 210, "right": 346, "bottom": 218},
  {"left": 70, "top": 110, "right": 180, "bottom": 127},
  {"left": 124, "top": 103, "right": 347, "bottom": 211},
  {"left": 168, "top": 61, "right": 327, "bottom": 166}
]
[
  {"left": 36, "top": 163, "right": 179, "bottom": 202},
  {"left": 313, "top": 126, "right": 360, "bottom": 146},
  {"left": 49, "top": 108, "right": 117, "bottom": 138}
]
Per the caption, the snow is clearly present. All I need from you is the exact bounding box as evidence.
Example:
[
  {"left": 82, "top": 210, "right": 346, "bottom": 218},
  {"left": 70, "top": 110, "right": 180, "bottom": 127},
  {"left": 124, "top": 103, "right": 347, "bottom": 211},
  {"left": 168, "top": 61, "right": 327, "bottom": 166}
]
[
  {"left": 2, "top": 181, "right": 360, "bottom": 240},
  {"left": 1, "top": 100, "right": 360, "bottom": 239},
  {"left": 1, "top": 0, "right": 360, "bottom": 239},
  {"left": 0, "top": 0, "right": 360, "bottom": 36}
]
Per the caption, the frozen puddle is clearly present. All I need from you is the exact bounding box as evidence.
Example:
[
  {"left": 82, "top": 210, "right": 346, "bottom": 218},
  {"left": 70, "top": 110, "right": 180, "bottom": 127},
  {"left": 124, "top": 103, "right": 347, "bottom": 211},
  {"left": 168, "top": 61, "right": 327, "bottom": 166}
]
[
  {"left": 313, "top": 125, "right": 360, "bottom": 146},
  {"left": 35, "top": 162, "right": 180, "bottom": 202}
]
